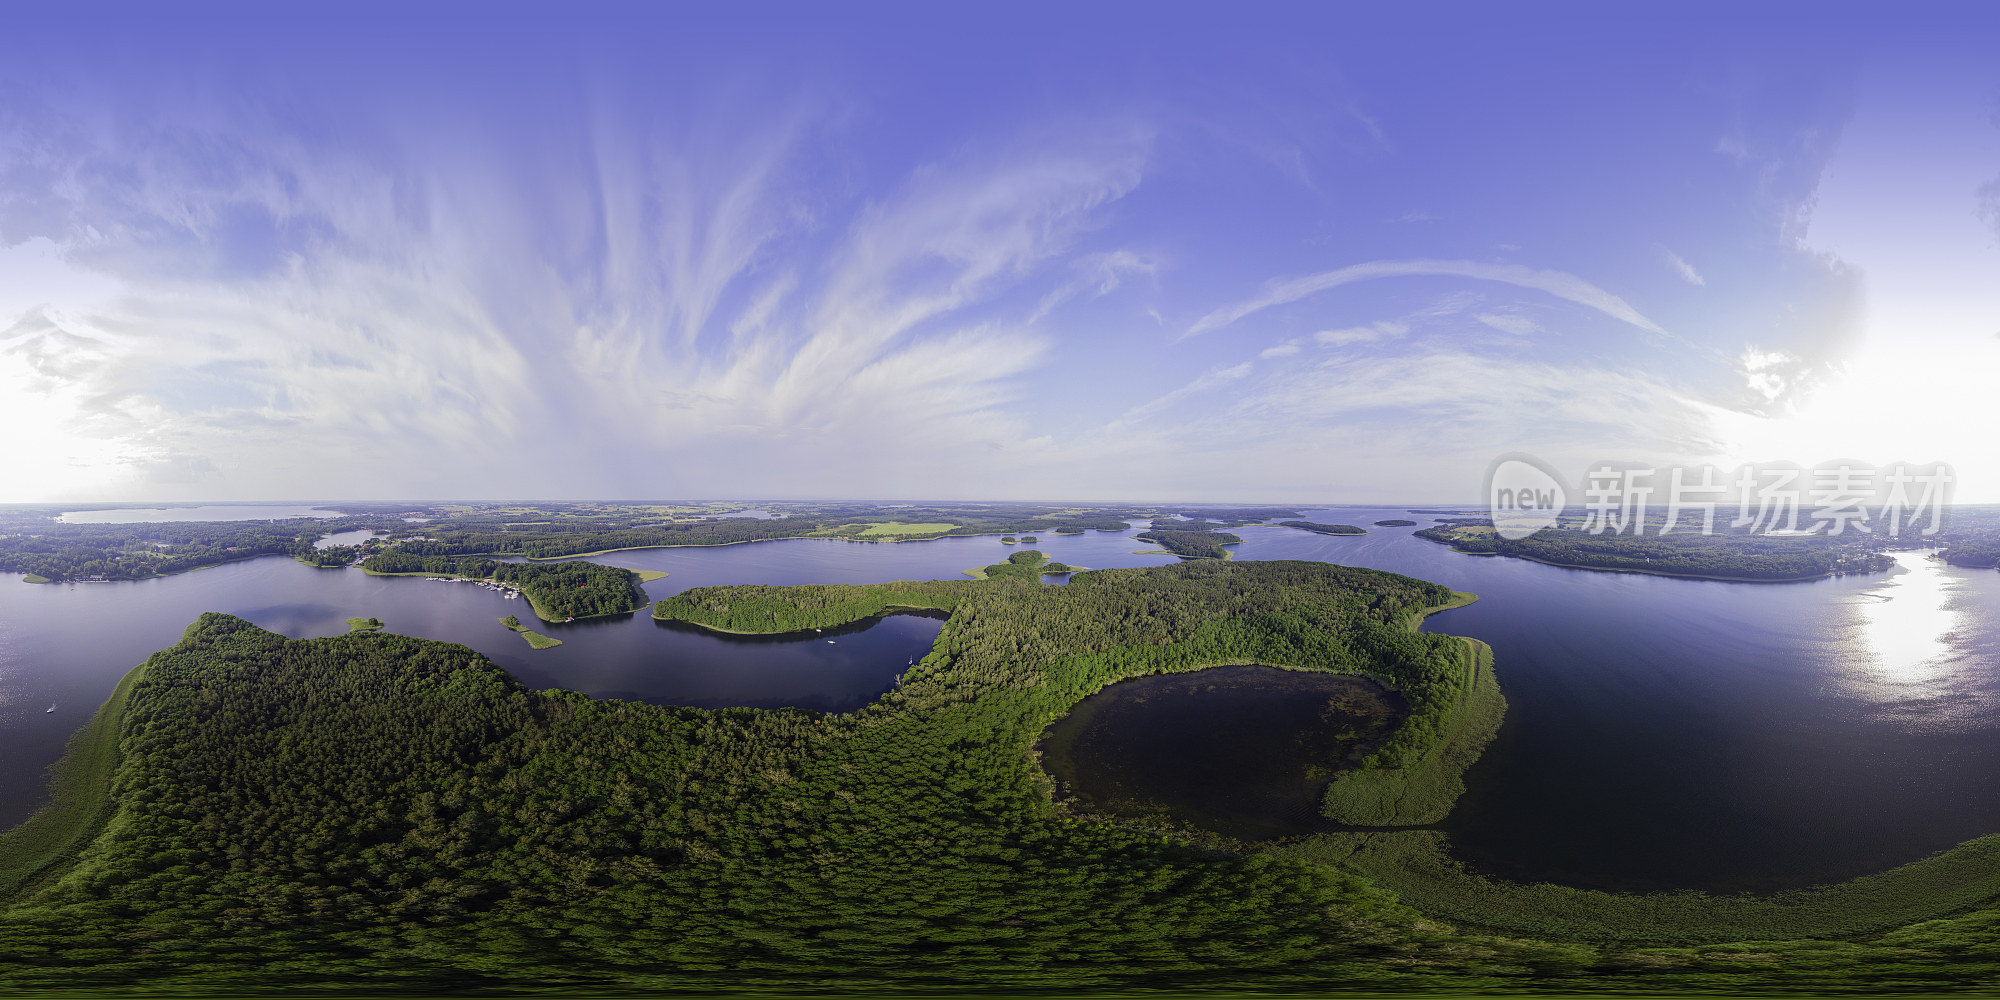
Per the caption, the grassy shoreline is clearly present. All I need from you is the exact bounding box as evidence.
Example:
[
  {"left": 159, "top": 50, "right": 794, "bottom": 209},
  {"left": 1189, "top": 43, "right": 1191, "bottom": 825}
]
[
  {"left": 1319, "top": 591, "right": 1501, "bottom": 826},
  {"left": 499, "top": 616, "right": 562, "bottom": 649},
  {"left": 654, "top": 602, "right": 953, "bottom": 635},
  {"left": 1277, "top": 828, "right": 2000, "bottom": 944},
  {"left": 0, "top": 659, "right": 147, "bottom": 902}
]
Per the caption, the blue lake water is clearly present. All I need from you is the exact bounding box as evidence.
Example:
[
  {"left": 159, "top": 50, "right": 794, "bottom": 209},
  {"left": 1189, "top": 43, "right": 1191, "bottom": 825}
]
[{"left": 3, "top": 509, "right": 1998, "bottom": 893}]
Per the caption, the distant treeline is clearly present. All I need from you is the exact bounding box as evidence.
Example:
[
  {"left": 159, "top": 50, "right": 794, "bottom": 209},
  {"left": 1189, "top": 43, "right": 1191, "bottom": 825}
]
[
  {"left": 1417, "top": 520, "right": 1893, "bottom": 581},
  {"left": 389, "top": 516, "right": 828, "bottom": 559},
  {"left": 0, "top": 518, "right": 396, "bottom": 583},
  {"left": 1939, "top": 528, "right": 2000, "bottom": 568}
]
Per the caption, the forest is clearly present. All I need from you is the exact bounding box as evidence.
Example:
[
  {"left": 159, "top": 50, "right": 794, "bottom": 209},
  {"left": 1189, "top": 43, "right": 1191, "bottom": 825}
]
[
  {"left": 1939, "top": 525, "right": 2000, "bottom": 568},
  {"left": 358, "top": 553, "right": 651, "bottom": 621},
  {"left": 0, "top": 517, "right": 395, "bottom": 583},
  {"left": 1136, "top": 529, "right": 1243, "bottom": 559},
  {"left": 6, "top": 562, "right": 2000, "bottom": 992},
  {"left": 1416, "top": 520, "right": 1895, "bottom": 581},
  {"left": 1280, "top": 521, "right": 1368, "bottom": 535}
]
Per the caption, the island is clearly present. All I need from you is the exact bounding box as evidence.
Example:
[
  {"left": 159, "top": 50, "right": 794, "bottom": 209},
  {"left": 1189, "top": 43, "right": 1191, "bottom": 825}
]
[
  {"left": 358, "top": 554, "right": 652, "bottom": 621},
  {"left": 1279, "top": 520, "right": 1368, "bottom": 535},
  {"left": 961, "top": 549, "right": 1083, "bottom": 580},
  {"left": 1135, "top": 528, "right": 1242, "bottom": 559},
  {"left": 498, "top": 614, "right": 562, "bottom": 649},
  {"left": 1417, "top": 519, "right": 1895, "bottom": 582}
]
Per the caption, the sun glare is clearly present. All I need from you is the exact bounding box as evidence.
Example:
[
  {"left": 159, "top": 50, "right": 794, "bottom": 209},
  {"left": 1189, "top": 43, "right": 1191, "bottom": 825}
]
[
  {"left": 1712, "top": 338, "right": 2000, "bottom": 503},
  {"left": 0, "top": 354, "right": 132, "bottom": 502}
]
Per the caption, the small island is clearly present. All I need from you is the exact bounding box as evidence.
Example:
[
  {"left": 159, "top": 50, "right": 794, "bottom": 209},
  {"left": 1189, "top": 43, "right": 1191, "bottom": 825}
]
[
  {"left": 1279, "top": 520, "right": 1368, "bottom": 535},
  {"left": 498, "top": 614, "right": 563, "bottom": 649},
  {"left": 1373, "top": 519, "right": 1418, "bottom": 527},
  {"left": 343, "top": 616, "right": 384, "bottom": 633},
  {"left": 1134, "top": 529, "right": 1242, "bottom": 559},
  {"left": 964, "top": 549, "right": 1084, "bottom": 580}
]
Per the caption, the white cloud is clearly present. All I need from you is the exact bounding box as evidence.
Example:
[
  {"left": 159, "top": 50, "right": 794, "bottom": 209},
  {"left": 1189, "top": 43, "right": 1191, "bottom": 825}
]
[
  {"left": 1105, "top": 360, "right": 1255, "bottom": 431},
  {"left": 1185, "top": 258, "right": 1669, "bottom": 339},
  {"left": 1475, "top": 312, "right": 1538, "bottom": 336},
  {"left": 1740, "top": 346, "right": 1792, "bottom": 402},
  {"left": 1259, "top": 341, "right": 1301, "bottom": 358},
  {"left": 1663, "top": 247, "right": 1707, "bottom": 286},
  {"left": 0, "top": 87, "right": 1157, "bottom": 499},
  {"left": 1027, "top": 249, "right": 1158, "bottom": 323},
  {"left": 1313, "top": 320, "right": 1408, "bottom": 346}
]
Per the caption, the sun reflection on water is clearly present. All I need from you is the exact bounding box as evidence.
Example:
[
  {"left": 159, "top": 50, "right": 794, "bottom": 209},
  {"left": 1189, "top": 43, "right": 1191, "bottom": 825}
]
[{"left": 1852, "top": 550, "right": 1961, "bottom": 695}]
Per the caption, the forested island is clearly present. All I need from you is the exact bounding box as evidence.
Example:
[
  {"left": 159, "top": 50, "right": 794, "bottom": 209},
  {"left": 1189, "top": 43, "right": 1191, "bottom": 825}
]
[
  {"left": 5, "top": 560, "right": 2000, "bottom": 992},
  {"left": 358, "top": 553, "right": 652, "bottom": 621},
  {"left": 961, "top": 549, "right": 1079, "bottom": 580},
  {"left": 1280, "top": 520, "right": 1368, "bottom": 535},
  {"left": 1136, "top": 529, "right": 1243, "bottom": 559},
  {"left": 1417, "top": 519, "right": 1895, "bottom": 581}
]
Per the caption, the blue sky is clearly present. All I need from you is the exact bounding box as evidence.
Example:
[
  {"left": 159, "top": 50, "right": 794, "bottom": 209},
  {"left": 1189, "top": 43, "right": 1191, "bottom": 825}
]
[{"left": 3, "top": 2, "right": 1997, "bottom": 503}]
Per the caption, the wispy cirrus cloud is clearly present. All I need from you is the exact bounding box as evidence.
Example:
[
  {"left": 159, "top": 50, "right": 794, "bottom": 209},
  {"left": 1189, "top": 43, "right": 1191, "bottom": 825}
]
[
  {"left": 0, "top": 78, "right": 1155, "bottom": 499},
  {"left": 1183, "top": 258, "right": 1669, "bottom": 339},
  {"left": 1663, "top": 247, "right": 1706, "bottom": 285}
]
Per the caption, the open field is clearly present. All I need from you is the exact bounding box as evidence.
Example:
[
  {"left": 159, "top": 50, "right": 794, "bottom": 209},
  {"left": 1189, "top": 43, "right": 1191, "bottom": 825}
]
[{"left": 858, "top": 521, "right": 958, "bottom": 536}]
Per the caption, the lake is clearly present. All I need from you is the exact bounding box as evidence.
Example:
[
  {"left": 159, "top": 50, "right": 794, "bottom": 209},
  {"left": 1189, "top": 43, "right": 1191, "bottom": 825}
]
[
  {"left": 4, "top": 509, "right": 1999, "bottom": 895},
  {"left": 1038, "top": 664, "right": 1407, "bottom": 841}
]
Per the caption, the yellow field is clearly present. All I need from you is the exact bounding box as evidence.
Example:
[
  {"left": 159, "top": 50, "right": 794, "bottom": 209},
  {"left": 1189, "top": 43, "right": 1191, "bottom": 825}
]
[{"left": 859, "top": 522, "right": 957, "bottom": 536}]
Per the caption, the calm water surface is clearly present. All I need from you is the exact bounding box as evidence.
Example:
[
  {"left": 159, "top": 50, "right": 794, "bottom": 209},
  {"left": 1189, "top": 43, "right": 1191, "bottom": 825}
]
[
  {"left": 1039, "top": 665, "right": 1406, "bottom": 840},
  {"left": 3, "top": 510, "right": 1998, "bottom": 894}
]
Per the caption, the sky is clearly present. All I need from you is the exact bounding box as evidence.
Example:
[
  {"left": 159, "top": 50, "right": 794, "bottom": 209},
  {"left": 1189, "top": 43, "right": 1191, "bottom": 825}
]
[{"left": 2, "top": 2, "right": 1998, "bottom": 504}]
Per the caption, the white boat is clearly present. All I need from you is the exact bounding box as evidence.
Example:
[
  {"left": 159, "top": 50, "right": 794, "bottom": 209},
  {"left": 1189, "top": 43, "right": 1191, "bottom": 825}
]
[
  {"left": 45, "top": 704, "right": 55, "bottom": 713},
  {"left": 826, "top": 640, "right": 835, "bottom": 644}
]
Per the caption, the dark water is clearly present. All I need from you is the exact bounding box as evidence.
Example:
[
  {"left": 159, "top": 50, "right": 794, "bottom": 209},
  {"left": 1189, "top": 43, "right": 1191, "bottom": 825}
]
[
  {"left": 4, "top": 510, "right": 2000, "bottom": 894},
  {"left": 1038, "top": 665, "right": 1406, "bottom": 840}
]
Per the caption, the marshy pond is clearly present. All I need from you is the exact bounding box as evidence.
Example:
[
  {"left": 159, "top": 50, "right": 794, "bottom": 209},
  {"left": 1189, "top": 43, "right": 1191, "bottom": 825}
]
[{"left": 1037, "top": 665, "right": 1408, "bottom": 841}]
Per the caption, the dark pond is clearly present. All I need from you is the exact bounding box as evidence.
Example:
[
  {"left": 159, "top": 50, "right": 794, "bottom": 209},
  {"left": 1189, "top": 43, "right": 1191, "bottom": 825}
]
[
  {"left": 4, "top": 507, "right": 2000, "bottom": 896},
  {"left": 1038, "top": 665, "right": 1406, "bottom": 841}
]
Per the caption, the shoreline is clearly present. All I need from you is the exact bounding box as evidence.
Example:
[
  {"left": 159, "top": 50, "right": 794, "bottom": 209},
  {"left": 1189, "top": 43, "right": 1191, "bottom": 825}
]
[
  {"left": 1423, "top": 538, "right": 1882, "bottom": 584},
  {"left": 0, "top": 658, "right": 149, "bottom": 900},
  {"left": 651, "top": 603, "right": 951, "bottom": 636}
]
